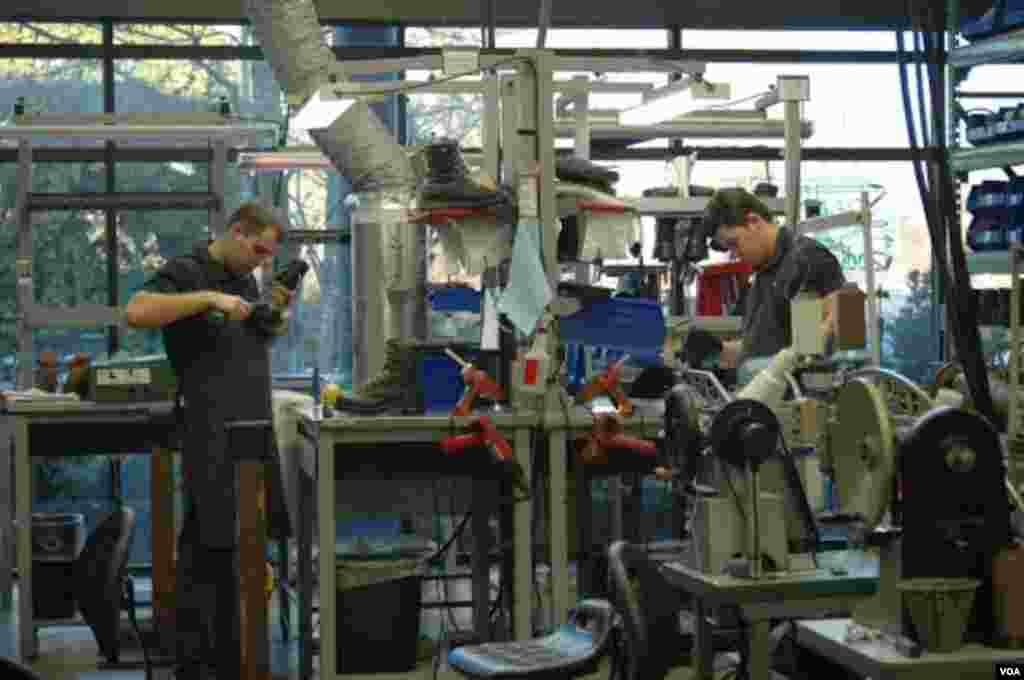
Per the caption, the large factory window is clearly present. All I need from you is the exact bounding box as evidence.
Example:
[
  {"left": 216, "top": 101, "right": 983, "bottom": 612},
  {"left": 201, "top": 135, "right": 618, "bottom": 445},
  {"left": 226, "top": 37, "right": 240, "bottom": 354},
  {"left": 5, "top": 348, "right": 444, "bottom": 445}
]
[
  {"left": 0, "top": 21, "right": 103, "bottom": 44},
  {"left": 116, "top": 208, "right": 221, "bottom": 355},
  {"left": 679, "top": 29, "right": 900, "bottom": 51},
  {"left": 113, "top": 58, "right": 284, "bottom": 125},
  {"left": 113, "top": 21, "right": 332, "bottom": 47},
  {"left": 0, "top": 58, "right": 103, "bottom": 118}
]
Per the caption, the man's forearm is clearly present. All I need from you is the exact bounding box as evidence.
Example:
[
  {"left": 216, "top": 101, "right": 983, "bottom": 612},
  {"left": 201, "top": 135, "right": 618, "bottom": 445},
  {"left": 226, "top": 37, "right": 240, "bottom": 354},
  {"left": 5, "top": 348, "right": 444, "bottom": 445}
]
[{"left": 125, "top": 291, "right": 213, "bottom": 328}]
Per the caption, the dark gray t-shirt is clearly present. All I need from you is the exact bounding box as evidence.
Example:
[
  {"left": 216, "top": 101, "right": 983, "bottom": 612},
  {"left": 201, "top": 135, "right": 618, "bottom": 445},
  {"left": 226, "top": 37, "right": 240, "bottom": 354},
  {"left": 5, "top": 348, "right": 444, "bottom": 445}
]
[
  {"left": 741, "top": 227, "right": 845, "bottom": 359},
  {"left": 141, "top": 241, "right": 262, "bottom": 380}
]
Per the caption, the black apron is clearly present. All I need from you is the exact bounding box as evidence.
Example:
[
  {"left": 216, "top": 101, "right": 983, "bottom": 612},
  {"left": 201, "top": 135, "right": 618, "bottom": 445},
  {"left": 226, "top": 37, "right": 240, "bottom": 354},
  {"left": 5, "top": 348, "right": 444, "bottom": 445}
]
[
  {"left": 180, "top": 316, "right": 274, "bottom": 550},
  {"left": 169, "top": 253, "right": 290, "bottom": 550}
]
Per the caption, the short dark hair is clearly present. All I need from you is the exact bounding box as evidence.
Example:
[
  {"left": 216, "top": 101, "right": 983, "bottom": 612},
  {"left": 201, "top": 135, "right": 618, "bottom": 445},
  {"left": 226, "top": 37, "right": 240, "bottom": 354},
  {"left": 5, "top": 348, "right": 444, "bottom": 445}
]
[
  {"left": 227, "top": 202, "right": 282, "bottom": 241},
  {"left": 701, "top": 188, "right": 773, "bottom": 250}
]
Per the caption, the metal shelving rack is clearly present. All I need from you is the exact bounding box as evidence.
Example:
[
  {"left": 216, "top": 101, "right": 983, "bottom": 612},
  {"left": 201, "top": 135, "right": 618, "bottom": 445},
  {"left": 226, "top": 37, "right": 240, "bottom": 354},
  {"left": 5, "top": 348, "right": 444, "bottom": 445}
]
[
  {"left": 0, "top": 113, "right": 277, "bottom": 390},
  {"left": 947, "top": 4, "right": 1024, "bottom": 482}
]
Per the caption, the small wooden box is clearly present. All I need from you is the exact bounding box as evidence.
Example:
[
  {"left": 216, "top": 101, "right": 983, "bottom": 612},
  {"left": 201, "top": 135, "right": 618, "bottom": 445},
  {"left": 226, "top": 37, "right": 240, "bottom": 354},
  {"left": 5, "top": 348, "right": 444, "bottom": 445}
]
[{"left": 833, "top": 285, "right": 867, "bottom": 351}]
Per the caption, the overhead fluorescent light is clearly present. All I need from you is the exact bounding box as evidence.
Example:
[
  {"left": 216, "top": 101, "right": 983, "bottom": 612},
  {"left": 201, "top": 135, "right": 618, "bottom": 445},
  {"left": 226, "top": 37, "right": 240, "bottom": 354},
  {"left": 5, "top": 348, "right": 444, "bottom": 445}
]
[
  {"left": 291, "top": 89, "right": 355, "bottom": 131},
  {"left": 619, "top": 79, "right": 731, "bottom": 126}
]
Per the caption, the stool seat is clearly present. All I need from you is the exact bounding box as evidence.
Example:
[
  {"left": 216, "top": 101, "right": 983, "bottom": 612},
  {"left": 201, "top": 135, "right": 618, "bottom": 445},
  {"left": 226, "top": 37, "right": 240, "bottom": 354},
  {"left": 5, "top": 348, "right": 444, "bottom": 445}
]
[{"left": 448, "top": 599, "right": 614, "bottom": 679}]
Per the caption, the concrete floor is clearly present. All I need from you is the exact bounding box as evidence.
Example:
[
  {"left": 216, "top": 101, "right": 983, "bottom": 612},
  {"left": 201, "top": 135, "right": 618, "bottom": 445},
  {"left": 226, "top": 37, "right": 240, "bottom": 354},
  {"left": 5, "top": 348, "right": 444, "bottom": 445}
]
[{"left": 0, "top": 576, "right": 714, "bottom": 680}]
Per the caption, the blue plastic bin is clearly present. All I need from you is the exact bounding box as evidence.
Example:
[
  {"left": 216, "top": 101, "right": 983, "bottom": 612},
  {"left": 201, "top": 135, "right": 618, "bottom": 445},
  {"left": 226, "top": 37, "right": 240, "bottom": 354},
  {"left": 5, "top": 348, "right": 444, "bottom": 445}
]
[
  {"left": 559, "top": 297, "right": 666, "bottom": 355},
  {"left": 416, "top": 346, "right": 481, "bottom": 413},
  {"left": 560, "top": 297, "right": 666, "bottom": 388},
  {"left": 428, "top": 286, "right": 481, "bottom": 313}
]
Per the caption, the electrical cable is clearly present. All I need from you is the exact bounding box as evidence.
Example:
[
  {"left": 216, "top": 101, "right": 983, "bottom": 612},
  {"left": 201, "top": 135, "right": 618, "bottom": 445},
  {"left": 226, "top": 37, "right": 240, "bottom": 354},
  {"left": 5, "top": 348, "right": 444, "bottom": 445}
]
[
  {"left": 925, "top": 6, "right": 997, "bottom": 428},
  {"left": 896, "top": 7, "right": 997, "bottom": 430}
]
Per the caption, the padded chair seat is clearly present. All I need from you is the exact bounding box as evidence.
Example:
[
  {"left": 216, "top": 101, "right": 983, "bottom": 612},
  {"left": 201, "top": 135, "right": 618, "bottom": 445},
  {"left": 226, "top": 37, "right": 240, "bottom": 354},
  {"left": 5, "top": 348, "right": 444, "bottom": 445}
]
[{"left": 448, "top": 600, "right": 614, "bottom": 679}]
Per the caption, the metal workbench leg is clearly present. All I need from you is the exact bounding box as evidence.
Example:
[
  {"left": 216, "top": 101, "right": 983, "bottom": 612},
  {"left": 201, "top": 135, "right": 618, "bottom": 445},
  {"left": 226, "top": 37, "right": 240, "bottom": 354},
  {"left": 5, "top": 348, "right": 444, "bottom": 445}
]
[
  {"left": 747, "top": 620, "right": 773, "bottom": 680},
  {"left": 317, "top": 436, "right": 337, "bottom": 677},
  {"left": 151, "top": 446, "right": 175, "bottom": 646},
  {"left": 0, "top": 420, "right": 12, "bottom": 615},
  {"left": 471, "top": 481, "right": 494, "bottom": 641},
  {"left": 14, "top": 140, "right": 34, "bottom": 392},
  {"left": 692, "top": 598, "right": 714, "bottom": 680},
  {"left": 277, "top": 539, "right": 289, "bottom": 642},
  {"left": 548, "top": 430, "right": 569, "bottom": 629},
  {"left": 237, "top": 457, "right": 269, "bottom": 680},
  {"left": 14, "top": 419, "right": 34, "bottom": 660},
  {"left": 513, "top": 428, "right": 532, "bottom": 640},
  {"left": 575, "top": 462, "right": 592, "bottom": 597},
  {"left": 298, "top": 473, "right": 313, "bottom": 680},
  {"left": 498, "top": 479, "right": 514, "bottom": 640}
]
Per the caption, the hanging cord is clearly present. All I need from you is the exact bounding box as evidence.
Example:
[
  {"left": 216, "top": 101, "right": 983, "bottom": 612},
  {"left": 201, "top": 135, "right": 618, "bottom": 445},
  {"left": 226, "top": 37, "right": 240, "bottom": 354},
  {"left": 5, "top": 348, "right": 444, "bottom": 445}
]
[{"left": 896, "top": 6, "right": 997, "bottom": 428}]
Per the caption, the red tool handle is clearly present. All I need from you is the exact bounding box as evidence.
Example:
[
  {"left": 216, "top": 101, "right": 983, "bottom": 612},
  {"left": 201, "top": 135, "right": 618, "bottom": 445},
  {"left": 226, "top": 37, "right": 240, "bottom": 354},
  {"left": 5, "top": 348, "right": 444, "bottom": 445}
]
[
  {"left": 452, "top": 382, "right": 479, "bottom": 417},
  {"left": 484, "top": 434, "right": 513, "bottom": 462},
  {"left": 440, "top": 432, "right": 485, "bottom": 455},
  {"left": 597, "top": 433, "right": 658, "bottom": 457},
  {"left": 577, "top": 200, "right": 629, "bottom": 213},
  {"left": 409, "top": 207, "right": 499, "bottom": 223},
  {"left": 475, "top": 416, "right": 513, "bottom": 461}
]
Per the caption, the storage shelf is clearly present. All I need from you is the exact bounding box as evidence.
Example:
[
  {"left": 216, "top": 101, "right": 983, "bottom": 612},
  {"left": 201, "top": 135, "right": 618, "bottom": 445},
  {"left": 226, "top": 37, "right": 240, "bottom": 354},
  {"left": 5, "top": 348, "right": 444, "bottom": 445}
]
[
  {"left": 950, "top": 141, "right": 1024, "bottom": 172},
  {"left": 633, "top": 196, "right": 784, "bottom": 217},
  {"left": 950, "top": 30, "right": 1024, "bottom": 69}
]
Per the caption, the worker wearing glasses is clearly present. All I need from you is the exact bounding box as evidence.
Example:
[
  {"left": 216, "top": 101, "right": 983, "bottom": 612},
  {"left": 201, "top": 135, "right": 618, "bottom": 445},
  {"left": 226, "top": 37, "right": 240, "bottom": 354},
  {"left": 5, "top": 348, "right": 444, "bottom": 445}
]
[
  {"left": 125, "top": 202, "right": 295, "bottom": 680},
  {"left": 701, "top": 188, "right": 845, "bottom": 369}
]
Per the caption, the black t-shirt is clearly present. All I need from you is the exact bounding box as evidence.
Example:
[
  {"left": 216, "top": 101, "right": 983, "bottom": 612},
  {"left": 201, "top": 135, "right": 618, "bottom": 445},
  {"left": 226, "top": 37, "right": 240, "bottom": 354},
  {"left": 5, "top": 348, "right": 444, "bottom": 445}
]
[
  {"left": 141, "top": 241, "right": 261, "bottom": 380},
  {"left": 741, "top": 227, "right": 845, "bottom": 359}
]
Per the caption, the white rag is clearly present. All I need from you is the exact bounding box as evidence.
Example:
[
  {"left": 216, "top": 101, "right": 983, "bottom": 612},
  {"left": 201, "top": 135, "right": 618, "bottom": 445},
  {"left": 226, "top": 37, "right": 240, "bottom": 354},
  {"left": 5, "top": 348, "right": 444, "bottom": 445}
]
[{"left": 271, "top": 389, "right": 316, "bottom": 540}]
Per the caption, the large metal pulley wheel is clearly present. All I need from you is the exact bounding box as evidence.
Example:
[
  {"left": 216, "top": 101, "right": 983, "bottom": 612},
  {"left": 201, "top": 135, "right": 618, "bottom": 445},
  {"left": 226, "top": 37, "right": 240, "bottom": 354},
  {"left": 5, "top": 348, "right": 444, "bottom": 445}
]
[
  {"left": 832, "top": 378, "right": 896, "bottom": 531},
  {"left": 709, "top": 398, "right": 780, "bottom": 469}
]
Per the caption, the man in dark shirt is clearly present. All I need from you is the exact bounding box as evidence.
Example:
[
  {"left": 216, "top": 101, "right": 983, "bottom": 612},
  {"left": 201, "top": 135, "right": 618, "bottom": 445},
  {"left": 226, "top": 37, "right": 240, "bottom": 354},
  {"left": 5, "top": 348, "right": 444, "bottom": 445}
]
[
  {"left": 701, "top": 188, "right": 845, "bottom": 367},
  {"left": 125, "top": 202, "right": 294, "bottom": 679}
]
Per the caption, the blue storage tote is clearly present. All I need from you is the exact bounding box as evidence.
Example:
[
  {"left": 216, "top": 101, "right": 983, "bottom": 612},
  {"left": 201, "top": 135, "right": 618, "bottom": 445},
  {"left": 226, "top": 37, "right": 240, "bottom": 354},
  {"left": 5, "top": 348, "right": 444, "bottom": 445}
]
[
  {"left": 415, "top": 344, "right": 481, "bottom": 413},
  {"left": 558, "top": 297, "right": 666, "bottom": 358},
  {"left": 428, "top": 286, "right": 481, "bottom": 313}
]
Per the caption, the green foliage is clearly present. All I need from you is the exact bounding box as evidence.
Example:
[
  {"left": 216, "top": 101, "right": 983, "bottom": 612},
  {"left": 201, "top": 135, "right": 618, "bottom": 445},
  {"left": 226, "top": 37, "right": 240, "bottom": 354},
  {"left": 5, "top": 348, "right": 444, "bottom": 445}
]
[
  {"left": 402, "top": 27, "right": 485, "bottom": 147},
  {"left": 883, "top": 269, "right": 939, "bottom": 384}
]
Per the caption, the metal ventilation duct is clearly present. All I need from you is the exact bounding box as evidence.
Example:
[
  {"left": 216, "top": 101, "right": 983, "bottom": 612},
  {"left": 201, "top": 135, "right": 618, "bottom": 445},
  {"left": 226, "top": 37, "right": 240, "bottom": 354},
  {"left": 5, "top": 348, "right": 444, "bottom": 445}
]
[{"left": 244, "top": 0, "right": 336, "bottom": 105}]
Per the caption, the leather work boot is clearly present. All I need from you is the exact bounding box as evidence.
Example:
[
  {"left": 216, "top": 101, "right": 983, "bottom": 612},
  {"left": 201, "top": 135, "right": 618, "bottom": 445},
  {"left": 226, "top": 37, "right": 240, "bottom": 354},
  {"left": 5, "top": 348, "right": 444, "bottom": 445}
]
[
  {"left": 417, "top": 139, "right": 513, "bottom": 209},
  {"left": 334, "top": 338, "right": 420, "bottom": 414},
  {"left": 641, "top": 185, "right": 714, "bottom": 198}
]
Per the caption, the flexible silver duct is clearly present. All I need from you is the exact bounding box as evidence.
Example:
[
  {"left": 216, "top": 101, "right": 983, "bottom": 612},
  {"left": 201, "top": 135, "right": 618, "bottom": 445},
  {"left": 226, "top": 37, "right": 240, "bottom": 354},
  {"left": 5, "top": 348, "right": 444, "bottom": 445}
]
[
  {"left": 309, "top": 100, "right": 416, "bottom": 197},
  {"left": 244, "top": 0, "right": 335, "bottom": 104}
]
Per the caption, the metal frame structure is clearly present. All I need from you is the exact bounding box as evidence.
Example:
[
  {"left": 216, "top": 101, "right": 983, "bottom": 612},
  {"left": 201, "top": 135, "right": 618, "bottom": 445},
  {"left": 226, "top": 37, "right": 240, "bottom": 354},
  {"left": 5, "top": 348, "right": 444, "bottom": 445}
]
[
  {"left": 0, "top": 114, "right": 277, "bottom": 390},
  {"left": 328, "top": 49, "right": 812, "bottom": 634},
  {"left": 798, "top": 190, "right": 884, "bottom": 366},
  {"left": 946, "top": 1, "right": 1024, "bottom": 485}
]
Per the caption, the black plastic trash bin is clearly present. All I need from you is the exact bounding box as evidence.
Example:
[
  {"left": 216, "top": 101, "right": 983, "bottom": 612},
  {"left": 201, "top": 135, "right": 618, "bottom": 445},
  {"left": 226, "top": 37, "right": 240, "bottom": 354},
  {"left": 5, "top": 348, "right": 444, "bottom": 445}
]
[
  {"left": 335, "top": 535, "right": 434, "bottom": 674},
  {"left": 31, "top": 513, "right": 85, "bottom": 619}
]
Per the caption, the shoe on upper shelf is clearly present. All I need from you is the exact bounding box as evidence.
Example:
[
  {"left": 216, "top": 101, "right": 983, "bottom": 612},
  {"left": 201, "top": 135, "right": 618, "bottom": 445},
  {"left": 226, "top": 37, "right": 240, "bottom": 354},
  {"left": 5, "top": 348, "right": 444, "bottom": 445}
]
[
  {"left": 641, "top": 185, "right": 715, "bottom": 198},
  {"left": 416, "top": 138, "right": 515, "bottom": 210}
]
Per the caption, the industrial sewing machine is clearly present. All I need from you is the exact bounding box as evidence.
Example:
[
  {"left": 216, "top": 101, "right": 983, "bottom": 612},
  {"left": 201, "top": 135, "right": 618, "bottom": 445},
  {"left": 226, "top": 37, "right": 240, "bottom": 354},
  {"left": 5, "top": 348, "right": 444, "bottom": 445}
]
[
  {"left": 667, "top": 286, "right": 870, "bottom": 579},
  {"left": 826, "top": 374, "right": 1017, "bottom": 647}
]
